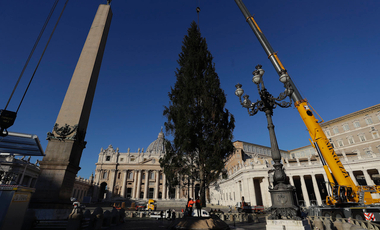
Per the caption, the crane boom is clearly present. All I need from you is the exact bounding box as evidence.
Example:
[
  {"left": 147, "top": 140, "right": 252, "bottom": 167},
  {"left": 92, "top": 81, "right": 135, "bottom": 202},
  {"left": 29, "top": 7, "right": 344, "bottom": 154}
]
[{"left": 233, "top": 0, "right": 380, "bottom": 206}]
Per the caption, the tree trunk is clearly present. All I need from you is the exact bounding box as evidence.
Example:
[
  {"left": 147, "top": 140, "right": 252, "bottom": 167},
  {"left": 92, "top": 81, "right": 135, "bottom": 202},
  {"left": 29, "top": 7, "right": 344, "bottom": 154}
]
[{"left": 199, "top": 164, "right": 206, "bottom": 207}]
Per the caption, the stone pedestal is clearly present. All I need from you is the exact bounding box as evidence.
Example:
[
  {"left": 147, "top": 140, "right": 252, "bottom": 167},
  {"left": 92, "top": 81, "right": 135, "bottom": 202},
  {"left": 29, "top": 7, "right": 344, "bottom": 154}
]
[{"left": 266, "top": 218, "right": 311, "bottom": 230}]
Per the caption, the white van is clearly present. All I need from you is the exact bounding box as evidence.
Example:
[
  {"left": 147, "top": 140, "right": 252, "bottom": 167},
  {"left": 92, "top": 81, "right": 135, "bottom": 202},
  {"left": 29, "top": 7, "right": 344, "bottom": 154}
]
[{"left": 192, "top": 209, "right": 210, "bottom": 217}]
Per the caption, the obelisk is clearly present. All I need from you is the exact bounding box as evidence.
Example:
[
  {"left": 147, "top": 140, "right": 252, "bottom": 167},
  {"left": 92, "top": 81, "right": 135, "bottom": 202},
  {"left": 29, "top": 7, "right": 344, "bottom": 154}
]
[{"left": 31, "top": 3, "right": 112, "bottom": 207}]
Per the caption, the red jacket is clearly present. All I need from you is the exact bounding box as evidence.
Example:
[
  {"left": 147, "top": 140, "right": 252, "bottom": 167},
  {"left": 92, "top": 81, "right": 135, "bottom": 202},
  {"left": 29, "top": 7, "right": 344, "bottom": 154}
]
[{"left": 187, "top": 200, "right": 195, "bottom": 207}]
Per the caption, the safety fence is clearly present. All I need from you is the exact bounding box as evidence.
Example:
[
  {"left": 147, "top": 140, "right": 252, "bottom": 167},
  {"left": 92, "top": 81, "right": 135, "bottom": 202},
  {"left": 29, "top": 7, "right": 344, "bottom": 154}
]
[{"left": 307, "top": 216, "right": 380, "bottom": 230}]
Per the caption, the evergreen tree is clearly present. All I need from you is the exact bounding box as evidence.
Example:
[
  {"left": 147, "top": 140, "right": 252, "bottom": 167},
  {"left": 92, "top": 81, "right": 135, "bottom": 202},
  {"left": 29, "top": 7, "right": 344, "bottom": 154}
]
[{"left": 160, "top": 21, "right": 235, "bottom": 207}]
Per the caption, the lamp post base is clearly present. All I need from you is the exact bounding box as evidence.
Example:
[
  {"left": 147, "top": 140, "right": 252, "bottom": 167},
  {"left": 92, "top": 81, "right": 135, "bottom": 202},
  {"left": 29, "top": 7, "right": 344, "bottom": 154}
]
[{"left": 268, "top": 183, "right": 301, "bottom": 220}]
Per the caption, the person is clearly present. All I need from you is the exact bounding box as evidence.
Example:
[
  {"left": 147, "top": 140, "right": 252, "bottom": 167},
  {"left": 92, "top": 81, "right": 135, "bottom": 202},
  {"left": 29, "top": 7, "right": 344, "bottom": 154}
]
[
  {"left": 187, "top": 198, "right": 194, "bottom": 216},
  {"left": 172, "top": 209, "right": 176, "bottom": 221},
  {"left": 168, "top": 209, "right": 171, "bottom": 220},
  {"left": 160, "top": 210, "right": 163, "bottom": 221},
  {"left": 195, "top": 197, "right": 201, "bottom": 217}
]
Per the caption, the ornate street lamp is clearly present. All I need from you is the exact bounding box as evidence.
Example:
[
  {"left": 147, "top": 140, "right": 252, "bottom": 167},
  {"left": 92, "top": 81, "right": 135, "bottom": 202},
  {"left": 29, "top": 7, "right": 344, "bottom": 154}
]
[{"left": 235, "top": 64, "right": 301, "bottom": 220}]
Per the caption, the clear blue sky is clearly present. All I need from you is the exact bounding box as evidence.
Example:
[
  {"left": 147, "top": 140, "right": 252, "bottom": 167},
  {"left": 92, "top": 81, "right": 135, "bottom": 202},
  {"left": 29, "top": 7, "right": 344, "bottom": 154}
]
[{"left": 1, "top": 0, "right": 379, "bottom": 179}]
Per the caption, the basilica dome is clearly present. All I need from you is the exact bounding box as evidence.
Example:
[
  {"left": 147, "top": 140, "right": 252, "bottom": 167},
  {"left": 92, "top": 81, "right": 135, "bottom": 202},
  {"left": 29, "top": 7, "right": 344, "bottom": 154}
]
[{"left": 146, "top": 129, "right": 168, "bottom": 155}]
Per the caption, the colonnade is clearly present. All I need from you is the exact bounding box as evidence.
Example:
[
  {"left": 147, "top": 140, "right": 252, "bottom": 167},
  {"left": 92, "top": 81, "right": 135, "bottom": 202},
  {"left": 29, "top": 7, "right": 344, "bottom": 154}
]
[{"left": 211, "top": 158, "right": 380, "bottom": 208}]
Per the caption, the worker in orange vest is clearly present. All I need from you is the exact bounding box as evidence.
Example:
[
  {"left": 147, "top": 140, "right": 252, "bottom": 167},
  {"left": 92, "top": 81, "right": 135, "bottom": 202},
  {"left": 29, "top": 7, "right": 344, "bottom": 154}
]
[{"left": 187, "top": 198, "right": 195, "bottom": 216}]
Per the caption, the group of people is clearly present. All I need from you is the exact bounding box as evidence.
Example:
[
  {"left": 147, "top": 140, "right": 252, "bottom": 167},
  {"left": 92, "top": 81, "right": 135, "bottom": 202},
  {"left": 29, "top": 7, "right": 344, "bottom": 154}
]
[
  {"left": 159, "top": 209, "right": 176, "bottom": 221},
  {"left": 186, "top": 197, "right": 202, "bottom": 217}
]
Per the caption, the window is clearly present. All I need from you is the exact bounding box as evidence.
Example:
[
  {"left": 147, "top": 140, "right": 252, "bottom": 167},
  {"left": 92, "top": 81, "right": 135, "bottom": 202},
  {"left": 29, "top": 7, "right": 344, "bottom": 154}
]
[
  {"left": 342, "top": 124, "right": 350, "bottom": 131},
  {"left": 358, "top": 134, "right": 366, "bottom": 142},
  {"left": 365, "top": 117, "right": 373, "bottom": 125},
  {"left": 105, "top": 156, "right": 111, "bottom": 161},
  {"left": 117, "top": 172, "right": 121, "bottom": 179},
  {"left": 329, "top": 139, "right": 335, "bottom": 148},
  {"left": 131, "top": 158, "right": 135, "bottom": 161},
  {"left": 372, "top": 132, "right": 379, "bottom": 139},
  {"left": 150, "top": 172, "right": 155, "bottom": 179},
  {"left": 337, "top": 140, "right": 344, "bottom": 147},
  {"left": 333, "top": 127, "right": 339, "bottom": 134},
  {"left": 103, "top": 171, "right": 108, "bottom": 179},
  {"left": 160, "top": 173, "right": 163, "bottom": 180},
  {"left": 128, "top": 172, "right": 133, "bottom": 179},
  {"left": 347, "top": 136, "right": 355, "bottom": 144},
  {"left": 142, "top": 173, "right": 145, "bottom": 180},
  {"left": 364, "top": 149, "right": 372, "bottom": 157},
  {"left": 353, "top": 121, "right": 361, "bottom": 128},
  {"left": 120, "top": 158, "right": 124, "bottom": 162},
  {"left": 325, "top": 130, "right": 331, "bottom": 137}
]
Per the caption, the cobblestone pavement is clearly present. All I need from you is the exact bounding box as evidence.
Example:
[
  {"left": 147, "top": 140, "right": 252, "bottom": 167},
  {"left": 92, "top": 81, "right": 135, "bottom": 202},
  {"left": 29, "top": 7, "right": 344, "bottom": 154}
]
[{"left": 106, "top": 216, "right": 267, "bottom": 230}]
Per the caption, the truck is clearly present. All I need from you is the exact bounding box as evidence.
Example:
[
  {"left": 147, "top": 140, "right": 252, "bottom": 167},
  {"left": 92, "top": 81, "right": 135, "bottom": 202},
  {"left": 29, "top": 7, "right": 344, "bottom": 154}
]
[
  {"left": 236, "top": 202, "right": 264, "bottom": 214},
  {"left": 234, "top": 0, "right": 380, "bottom": 221},
  {"left": 136, "top": 199, "right": 156, "bottom": 211},
  {"left": 236, "top": 197, "right": 264, "bottom": 213}
]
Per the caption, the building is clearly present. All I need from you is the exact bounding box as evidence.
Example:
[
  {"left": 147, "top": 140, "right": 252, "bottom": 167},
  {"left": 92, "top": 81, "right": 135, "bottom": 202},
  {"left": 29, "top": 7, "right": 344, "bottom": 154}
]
[
  {"left": 71, "top": 175, "right": 93, "bottom": 203},
  {"left": 209, "top": 104, "right": 380, "bottom": 208},
  {"left": 93, "top": 129, "right": 196, "bottom": 201},
  {"left": 0, "top": 155, "right": 40, "bottom": 187}
]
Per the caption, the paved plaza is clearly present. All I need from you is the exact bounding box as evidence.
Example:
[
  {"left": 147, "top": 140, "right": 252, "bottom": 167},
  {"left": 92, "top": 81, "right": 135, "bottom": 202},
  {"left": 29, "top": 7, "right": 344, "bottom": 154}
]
[{"left": 105, "top": 216, "right": 267, "bottom": 230}]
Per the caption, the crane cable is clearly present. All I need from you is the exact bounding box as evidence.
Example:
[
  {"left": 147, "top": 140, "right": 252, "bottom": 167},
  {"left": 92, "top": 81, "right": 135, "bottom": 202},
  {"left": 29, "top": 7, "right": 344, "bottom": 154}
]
[
  {"left": 4, "top": 0, "right": 60, "bottom": 111},
  {"left": 16, "top": 0, "right": 69, "bottom": 113}
]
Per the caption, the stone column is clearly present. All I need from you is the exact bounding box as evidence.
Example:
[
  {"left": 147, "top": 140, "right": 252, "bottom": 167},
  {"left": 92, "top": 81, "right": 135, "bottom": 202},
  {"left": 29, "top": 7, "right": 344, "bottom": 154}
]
[
  {"left": 248, "top": 178, "right": 257, "bottom": 206},
  {"left": 121, "top": 170, "right": 127, "bottom": 198},
  {"left": 260, "top": 177, "right": 271, "bottom": 207},
  {"left": 136, "top": 170, "right": 142, "bottom": 199},
  {"left": 132, "top": 170, "right": 138, "bottom": 198},
  {"left": 154, "top": 170, "right": 159, "bottom": 199},
  {"left": 163, "top": 173, "right": 166, "bottom": 199},
  {"left": 348, "top": 171, "right": 358, "bottom": 185},
  {"left": 300, "top": 175, "right": 310, "bottom": 207},
  {"left": 363, "top": 170, "right": 375, "bottom": 186},
  {"left": 311, "top": 174, "right": 322, "bottom": 205},
  {"left": 175, "top": 185, "right": 180, "bottom": 199},
  {"left": 289, "top": 175, "right": 294, "bottom": 186},
  {"left": 109, "top": 169, "right": 116, "bottom": 197},
  {"left": 31, "top": 4, "right": 113, "bottom": 205},
  {"left": 143, "top": 170, "right": 149, "bottom": 199},
  {"left": 242, "top": 178, "right": 249, "bottom": 202}
]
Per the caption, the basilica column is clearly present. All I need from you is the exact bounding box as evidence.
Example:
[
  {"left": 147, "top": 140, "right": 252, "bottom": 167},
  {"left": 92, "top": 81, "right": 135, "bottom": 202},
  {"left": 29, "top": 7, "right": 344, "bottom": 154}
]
[
  {"left": 136, "top": 170, "right": 142, "bottom": 199},
  {"left": 300, "top": 175, "right": 310, "bottom": 207},
  {"left": 132, "top": 170, "right": 138, "bottom": 198},
  {"left": 175, "top": 185, "right": 180, "bottom": 199},
  {"left": 154, "top": 170, "right": 159, "bottom": 199},
  {"left": 143, "top": 170, "right": 149, "bottom": 199},
  {"left": 108, "top": 169, "right": 116, "bottom": 198},
  {"left": 163, "top": 173, "right": 167, "bottom": 199},
  {"left": 311, "top": 174, "right": 322, "bottom": 205},
  {"left": 121, "top": 170, "right": 127, "bottom": 198}
]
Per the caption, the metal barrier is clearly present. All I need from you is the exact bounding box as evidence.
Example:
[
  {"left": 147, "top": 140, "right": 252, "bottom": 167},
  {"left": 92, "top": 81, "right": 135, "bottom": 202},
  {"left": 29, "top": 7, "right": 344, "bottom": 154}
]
[{"left": 307, "top": 216, "right": 380, "bottom": 230}]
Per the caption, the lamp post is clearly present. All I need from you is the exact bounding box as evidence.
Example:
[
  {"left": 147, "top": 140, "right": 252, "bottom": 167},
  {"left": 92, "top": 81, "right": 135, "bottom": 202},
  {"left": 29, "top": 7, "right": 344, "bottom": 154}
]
[{"left": 235, "top": 64, "right": 301, "bottom": 220}]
